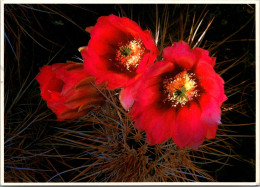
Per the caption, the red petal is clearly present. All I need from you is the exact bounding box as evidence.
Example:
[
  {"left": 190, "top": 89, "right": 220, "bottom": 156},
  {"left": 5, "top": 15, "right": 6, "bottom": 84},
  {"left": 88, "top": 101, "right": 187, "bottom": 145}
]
[
  {"left": 120, "top": 61, "right": 174, "bottom": 110},
  {"left": 192, "top": 47, "right": 215, "bottom": 67},
  {"left": 194, "top": 61, "right": 216, "bottom": 80},
  {"left": 48, "top": 99, "right": 68, "bottom": 118},
  {"left": 105, "top": 72, "right": 131, "bottom": 90},
  {"left": 205, "top": 124, "right": 218, "bottom": 139},
  {"left": 119, "top": 73, "right": 145, "bottom": 110},
  {"left": 129, "top": 60, "right": 175, "bottom": 132},
  {"left": 65, "top": 87, "right": 101, "bottom": 109},
  {"left": 130, "top": 104, "right": 158, "bottom": 131},
  {"left": 55, "top": 64, "right": 88, "bottom": 96},
  {"left": 35, "top": 64, "right": 65, "bottom": 101},
  {"left": 47, "top": 90, "right": 63, "bottom": 104},
  {"left": 136, "top": 53, "right": 150, "bottom": 74},
  {"left": 119, "top": 87, "right": 134, "bottom": 111},
  {"left": 146, "top": 109, "right": 175, "bottom": 145},
  {"left": 199, "top": 94, "right": 221, "bottom": 126},
  {"left": 200, "top": 76, "right": 227, "bottom": 106},
  {"left": 143, "top": 60, "right": 174, "bottom": 79},
  {"left": 57, "top": 109, "right": 87, "bottom": 121},
  {"left": 215, "top": 74, "right": 228, "bottom": 104},
  {"left": 135, "top": 63, "right": 172, "bottom": 107},
  {"left": 84, "top": 48, "right": 131, "bottom": 90},
  {"left": 163, "top": 41, "right": 196, "bottom": 69},
  {"left": 91, "top": 40, "right": 116, "bottom": 57},
  {"left": 200, "top": 77, "right": 221, "bottom": 98},
  {"left": 85, "top": 26, "right": 93, "bottom": 33},
  {"left": 172, "top": 102, "right": 206, "bottom": 149},
  {"left": 91, "top": 16, "right": 128, "bottom": 45}
]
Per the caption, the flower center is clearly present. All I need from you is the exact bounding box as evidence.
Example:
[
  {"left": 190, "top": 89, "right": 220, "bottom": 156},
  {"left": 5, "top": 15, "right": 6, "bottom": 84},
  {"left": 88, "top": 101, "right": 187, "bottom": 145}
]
[
  {"left": 163, "top": 71, "right": 199, "bottom": 107},
  {"left": 116, "top": 40, "right": 145, "bottom": 71},
  {"left": 119, "top": 46, "right": 132, "bottom": 57}
]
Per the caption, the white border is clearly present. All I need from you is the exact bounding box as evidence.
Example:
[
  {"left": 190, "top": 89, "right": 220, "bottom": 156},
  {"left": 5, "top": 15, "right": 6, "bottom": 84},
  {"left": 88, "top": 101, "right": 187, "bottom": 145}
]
[
  {"left": 1, "top": 0, "right": 260, "bottom": 4},
  {"left": 255, "top": 1, "right": 260, "bottom": 185},
  {"left": 1, "top": 182, "right": 258, "bottom": 186},
  {"left": 1, "top": 0, "right": 259, "bottom": 186},
  {"left": 1, "top": 0, "right": 5, "bottom": 185}
]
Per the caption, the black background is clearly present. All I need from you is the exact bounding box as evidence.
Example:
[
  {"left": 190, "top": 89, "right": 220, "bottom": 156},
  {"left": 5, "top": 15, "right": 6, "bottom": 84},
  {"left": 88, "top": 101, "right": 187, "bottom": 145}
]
[{"left": 4, "top": 4, "right": 256, "bottom": 182}]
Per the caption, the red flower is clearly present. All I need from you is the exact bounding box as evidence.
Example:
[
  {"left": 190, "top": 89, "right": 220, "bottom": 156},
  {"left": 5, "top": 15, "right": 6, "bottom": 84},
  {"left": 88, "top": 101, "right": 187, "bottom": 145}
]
[
  {"left": 80, "top": 14, "right": 159, "bottom": 90},
  {"left": 129, "top": 41, "right": 227, "bottom": 150},
  {"left": 36, "top": 62, "right": 104, "bottom": 121}
]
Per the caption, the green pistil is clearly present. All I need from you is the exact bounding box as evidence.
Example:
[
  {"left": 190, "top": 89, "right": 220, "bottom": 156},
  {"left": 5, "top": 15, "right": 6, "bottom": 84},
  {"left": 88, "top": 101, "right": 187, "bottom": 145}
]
[
  {"left": 120, "top": 46, "right": 132, "bottom": 56},
  {"left": 174, "top": 87, "right": 188, "bottom": 101}
]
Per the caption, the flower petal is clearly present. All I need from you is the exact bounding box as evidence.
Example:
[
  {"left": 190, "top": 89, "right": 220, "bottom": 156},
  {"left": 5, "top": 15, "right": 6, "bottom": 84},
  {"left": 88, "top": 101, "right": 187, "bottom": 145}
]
[
  {"left": 119, "top": 87, "right": 135, "bottom": 111},
  {"left": 194, "top": 61, "right": 217, "bottom": 80},
  {"left": 85, "top": 26, "right": 94, "bottom": 33},
  {"left": 199, "top": 93, "right": 221, "bottom": 126},
  {"left": 172, "top": 102, "right": 205, "bottom": 149},
  {"left": 65, "top": 87, "right": 102, "bottom": 109},
  {"left": 35, "top": 64, "right": 66, "bottom": 101},
  {"left": 84, "top": 48, "right": 131, "bottom": 90},
  {"left": 200, "top": 77, "right": 220, "bottom": 98},
  {"left": 146, "top": 109, "right": 175, "bottom": 145},
  {"left": 200, "top": 76, "right": 227, "bottom": 106},
  {"left": 163, "top": 41, "right": 196, "bottom": 69},
  {"left": 57, "top": 109, "right": 87, "bottom": 121},
  {"left": 205, "top": 124, "right": 218, "bottom": 139},
  {"left": 192, "top": 47, "right": 215, "bottom": 67},
  {"left": 131, "top": 104, "right": 159, "bottom": 131}
]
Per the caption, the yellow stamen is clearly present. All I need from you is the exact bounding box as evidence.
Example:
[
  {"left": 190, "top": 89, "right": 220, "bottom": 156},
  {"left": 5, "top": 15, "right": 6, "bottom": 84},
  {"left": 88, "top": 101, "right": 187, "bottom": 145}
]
[
  {"left": 116, "top": 40, "right": 145, "bottom": 71},
  {"left": 163, "top": 71, "right": 199, "bottom": 107}
]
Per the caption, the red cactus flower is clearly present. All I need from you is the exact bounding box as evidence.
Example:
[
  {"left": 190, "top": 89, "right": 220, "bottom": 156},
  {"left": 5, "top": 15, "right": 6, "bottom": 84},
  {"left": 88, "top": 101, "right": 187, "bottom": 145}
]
[
  {"left": 80, "top": 14, "right": 159, "bottom": 90},
  {"left": 129, "top": 41, "right": 227, "bottom": 150},
  {"left": 36, "top": 62, "right": 104, "bottom": 121}
]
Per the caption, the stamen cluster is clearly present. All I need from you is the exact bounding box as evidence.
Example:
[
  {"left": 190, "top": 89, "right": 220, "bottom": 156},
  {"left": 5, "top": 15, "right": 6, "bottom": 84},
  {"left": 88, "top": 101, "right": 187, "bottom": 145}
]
[
  {"left": 116, "top": 40, "right": 145, "bottom": 71},
  {"left": 163, "top": 71, "right": 199, "bottom": 107}
]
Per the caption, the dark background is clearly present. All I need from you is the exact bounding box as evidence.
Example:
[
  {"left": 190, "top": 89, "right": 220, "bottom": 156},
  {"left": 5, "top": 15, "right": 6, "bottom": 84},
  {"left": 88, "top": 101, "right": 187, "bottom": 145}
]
[{"left": 4, "top": 4, "right": 255, "bottom": 182}]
